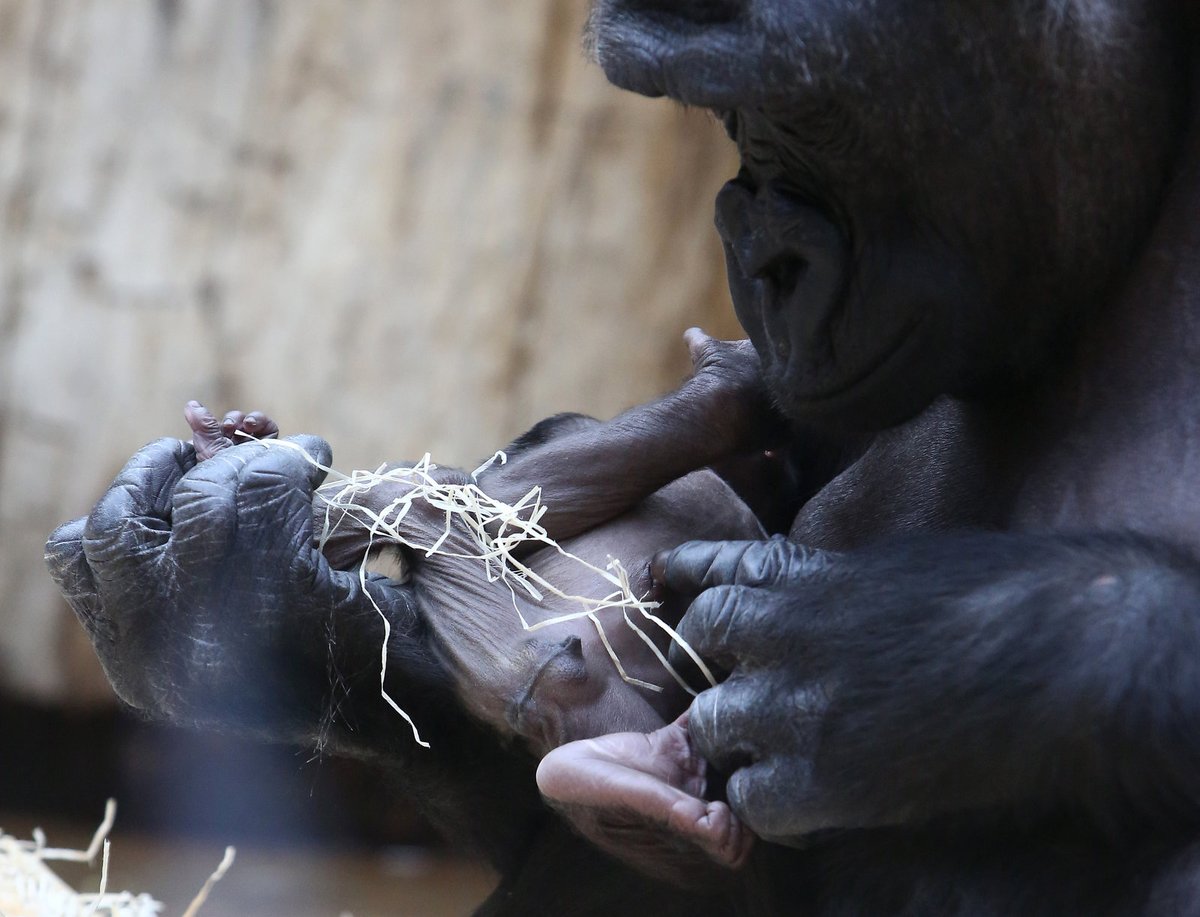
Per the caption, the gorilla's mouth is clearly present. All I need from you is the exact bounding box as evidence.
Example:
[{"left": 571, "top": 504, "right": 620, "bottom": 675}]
[
  {"left": 787, "top": 316, "right": 927, "bottom": 408},
  {"left": 587, "top": 0, "right": 764, "bottom": 108}
]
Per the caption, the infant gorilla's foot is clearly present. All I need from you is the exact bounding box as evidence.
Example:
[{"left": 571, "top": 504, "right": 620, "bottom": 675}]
[
  {"left": 537, "top": 713, "right": 754, "bottom": 889},
  {"left": 185, "top": 401, "right": 281, "bottom": 461}
]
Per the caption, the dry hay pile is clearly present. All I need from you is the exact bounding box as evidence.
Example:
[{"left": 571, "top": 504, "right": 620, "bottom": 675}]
[{"left": 0, "top": 801, "right": 233, "bottom": 917}]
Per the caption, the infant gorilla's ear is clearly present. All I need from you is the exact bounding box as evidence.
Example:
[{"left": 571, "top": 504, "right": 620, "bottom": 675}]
[{"left": 185, "top": 401, "right": 281, "bottom": 461}]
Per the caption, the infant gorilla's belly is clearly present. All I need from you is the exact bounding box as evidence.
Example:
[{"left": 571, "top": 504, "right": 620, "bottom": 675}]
[{"left": 413, "top": 469, "right": 764, "bottom": 756}]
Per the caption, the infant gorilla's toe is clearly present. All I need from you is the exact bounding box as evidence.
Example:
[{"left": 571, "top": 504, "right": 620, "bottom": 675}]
[
  {"left": 187, "top": 402, "right": 280, "bottom": 461},
  {"left": 221, "top": 410, "right": 279, "bottom": 442},
  {"left": 220, "top": 410, "right": 245, "bottom": 438}
]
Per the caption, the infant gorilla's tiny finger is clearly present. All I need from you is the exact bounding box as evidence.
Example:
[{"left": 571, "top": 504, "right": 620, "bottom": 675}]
[
  {"left": 220, "top": 410, "right": 246, "bottom": 437},
  {"left": 186, "top": 401, "right": 233, "bottom": 461},
  {"left": 242, "top": 411, "right": 280, "bottom": 439},
  {"left": 222, "top": 410, "right": 280, "bottom": 442},
  {"left": 536, "top": 717, "right": 754, "bottom": 880},
  {"left": 683, "top": 326, "right": 714, "bottom": 367}
]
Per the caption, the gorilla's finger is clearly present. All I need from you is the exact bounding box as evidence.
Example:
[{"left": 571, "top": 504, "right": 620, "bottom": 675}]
[
  {"left": 169, "top": 444, "right": 254, "bottom": 570},
  {"left": 683, "top": 326, "right": 715, "bottom": 369},
  {"left": 44, "top": 517, "right": 112, "bottom": 641},
  {"left": 328, "top": 568, "right": 421, "bottom": 631},
  {"left": 45, "top": 517, "right": 94, "bottom": 599},
  {"left": 187, "top": 401, "right": 234, "bottom": 460},
  {"left": 242, "top": 411, "right": 280, "bottom": 439},
  {"left": 686, "top": 676, "right": 779, "bottom": 773},
  {"left": 724, "top": 757, "right": 816, "bottom": 843},
  {"left": 236, "top": 435, "right": 332, "bottom": 541},
  {"left": 652, "top": 535, "right": 827, "bottom": 593},
  {"left": 674, "top": 584, "right": 787, "bottom": 667},
  {"left": 83, "top": 438, "right": 194, "bottom": 573}
]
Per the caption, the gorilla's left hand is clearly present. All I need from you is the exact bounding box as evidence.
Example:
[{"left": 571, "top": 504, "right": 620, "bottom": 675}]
[
  {"left": 43, "top": 436, "right": 442, "bottom": 749},
  {"left": 653, "top": 532, "right": 1200, "bottom": 844}
]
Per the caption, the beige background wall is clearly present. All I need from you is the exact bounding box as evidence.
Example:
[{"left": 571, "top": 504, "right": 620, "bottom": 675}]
[{"left": 0, "top": 0, "right": 740, "bottom": 701}]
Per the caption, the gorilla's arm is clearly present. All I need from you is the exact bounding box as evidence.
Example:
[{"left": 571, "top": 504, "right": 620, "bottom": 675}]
[{"left": 650, "top": 532, "right": 1200, "bottom": 842}]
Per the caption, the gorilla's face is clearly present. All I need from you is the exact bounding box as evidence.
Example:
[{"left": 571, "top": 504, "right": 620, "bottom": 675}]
[{"left": 589, "top": 0, "right": 1185, "bottom": 428}]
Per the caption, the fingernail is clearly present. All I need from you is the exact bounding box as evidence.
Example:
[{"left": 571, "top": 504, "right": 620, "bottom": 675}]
[{"left": 650, "top": 552, "right": 668, "bottom": 584}]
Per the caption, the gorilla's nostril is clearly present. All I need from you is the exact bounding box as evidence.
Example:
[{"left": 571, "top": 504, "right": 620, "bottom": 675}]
[{"left": 623, "top": 0, "right": 742, "bottom": 25}]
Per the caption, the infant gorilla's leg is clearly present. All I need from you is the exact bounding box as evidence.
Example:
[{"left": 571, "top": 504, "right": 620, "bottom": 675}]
[
  {"left": 185, "top": 401, "right": 280, "bottom": 460},
  {"left": 537, "top": 714, "right": 754, "bottom": 886}
]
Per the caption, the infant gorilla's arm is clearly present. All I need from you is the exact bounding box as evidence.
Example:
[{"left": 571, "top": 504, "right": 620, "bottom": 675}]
[{"left": 475, "top": 328, "right": 784, "bottom": 540}]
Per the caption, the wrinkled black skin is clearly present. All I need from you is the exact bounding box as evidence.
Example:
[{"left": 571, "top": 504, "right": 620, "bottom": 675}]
[{"left": 567, "top": 0, "right": 1200, "bottom": 914}]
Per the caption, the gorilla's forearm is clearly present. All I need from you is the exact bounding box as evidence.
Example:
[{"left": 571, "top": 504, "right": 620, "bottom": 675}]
[{"left": 808, "top": 532, "right": 1200, "bottom": 833}]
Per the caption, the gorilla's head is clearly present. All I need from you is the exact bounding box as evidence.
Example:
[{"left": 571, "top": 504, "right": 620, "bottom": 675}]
[{"left": 589, "top": 1, "right": 1189, "bottom": 429}]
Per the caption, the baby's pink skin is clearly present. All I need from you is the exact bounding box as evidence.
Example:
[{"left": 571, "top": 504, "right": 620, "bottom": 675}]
[{"left": 537, "top": 713, "right": 755, "bottom": 882}]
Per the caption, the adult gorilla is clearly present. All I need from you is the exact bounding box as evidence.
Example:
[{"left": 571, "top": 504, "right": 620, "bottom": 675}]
[{"left": 46, "top": 0, "right": 1200, "bottom": 914}]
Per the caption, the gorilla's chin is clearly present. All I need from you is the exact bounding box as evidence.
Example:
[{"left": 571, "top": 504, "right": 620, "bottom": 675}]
[{"left": 761, "top": 318, "right": 942, "bottom": 432}]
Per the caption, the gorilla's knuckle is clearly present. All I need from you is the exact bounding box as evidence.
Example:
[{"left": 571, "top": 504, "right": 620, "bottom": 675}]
[
  {"left": 741, "top": 538, "right": 792, "bottom": 584},
  {"left": 704, "top": 586, "right": 748, "bottom": 649},
  {"left": 688, "top": 690, "right": 722, "bottom": 752}
]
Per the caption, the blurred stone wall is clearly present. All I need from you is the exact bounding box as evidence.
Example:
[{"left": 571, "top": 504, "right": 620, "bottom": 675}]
[{"left": 0, "top": 0, "right": 739, "bottom": 702}]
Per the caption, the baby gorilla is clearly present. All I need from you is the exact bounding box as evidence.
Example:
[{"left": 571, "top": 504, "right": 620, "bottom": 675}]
[{"left": 184, "top": 330, "right": 777, "bottom": 872}]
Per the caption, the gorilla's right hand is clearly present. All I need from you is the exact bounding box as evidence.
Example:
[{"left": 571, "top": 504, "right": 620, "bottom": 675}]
[{"left": 43, "top": 435, "right": 438, "bottom": 748}]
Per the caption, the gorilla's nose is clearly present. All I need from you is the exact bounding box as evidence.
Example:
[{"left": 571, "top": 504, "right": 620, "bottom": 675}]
[
  {"left": 622, "top": 0, "right": 742, "bottom": 23},
  {"left": 715, "top": 176, "right": 847, "bottom": 375},
  {"left": 715, "top": 178, "right": 844, "bottom": 295}
]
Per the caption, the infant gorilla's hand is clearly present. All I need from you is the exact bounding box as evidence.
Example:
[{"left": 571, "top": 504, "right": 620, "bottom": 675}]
[
  {"left": 682, "top": 328, "right": 786, "bottom": 452},
  {"left": 185, "top": 401, "right": 280, "bottom": 460}
]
